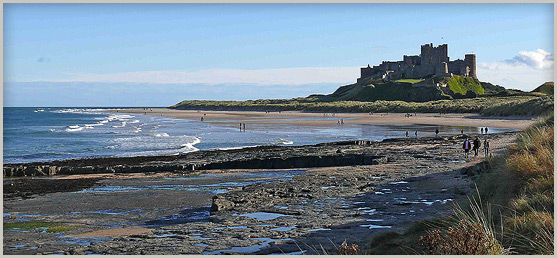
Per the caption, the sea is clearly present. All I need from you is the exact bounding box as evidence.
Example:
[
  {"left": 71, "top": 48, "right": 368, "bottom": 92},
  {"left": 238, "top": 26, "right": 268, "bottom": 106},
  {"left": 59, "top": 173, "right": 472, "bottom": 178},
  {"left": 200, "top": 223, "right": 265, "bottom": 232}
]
[{"left": 3, "top": 107, "right": 517, "bottom": 164}]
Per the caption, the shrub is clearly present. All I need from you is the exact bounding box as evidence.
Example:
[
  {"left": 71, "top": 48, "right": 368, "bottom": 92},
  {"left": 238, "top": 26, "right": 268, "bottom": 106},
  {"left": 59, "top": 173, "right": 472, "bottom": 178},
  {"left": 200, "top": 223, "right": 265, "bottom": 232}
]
[
  {"left": 337, "top": 241, "right": 360, "bottom": 255},
  {"left": 419, "top": 220, "right": 506, "bottom": 255}
]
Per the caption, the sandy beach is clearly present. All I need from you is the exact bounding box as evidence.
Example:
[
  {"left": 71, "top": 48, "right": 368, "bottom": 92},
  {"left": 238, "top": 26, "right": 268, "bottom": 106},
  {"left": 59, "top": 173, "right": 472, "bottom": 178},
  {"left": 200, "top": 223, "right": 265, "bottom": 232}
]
[{"left": 115, "top": 108, "right": 536, "bottom": 130}]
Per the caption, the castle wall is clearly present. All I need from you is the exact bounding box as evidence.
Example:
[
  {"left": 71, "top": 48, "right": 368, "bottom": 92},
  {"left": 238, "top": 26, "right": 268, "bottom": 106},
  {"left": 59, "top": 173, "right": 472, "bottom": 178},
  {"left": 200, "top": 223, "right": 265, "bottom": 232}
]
[
  {"left": 359, "top": 43, "right": 477, "bottom": 80},
  {"left": 403, "top": 55, "right": 421, "bottom": 66},
  {"left": 447, "top": 59, "right": 469, "bottom": 76}
]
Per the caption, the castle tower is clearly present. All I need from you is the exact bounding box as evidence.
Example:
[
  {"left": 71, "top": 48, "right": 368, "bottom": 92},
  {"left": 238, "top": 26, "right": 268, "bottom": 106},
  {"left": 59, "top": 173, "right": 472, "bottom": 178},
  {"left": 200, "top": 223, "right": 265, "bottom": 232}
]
[
  {"left": 421, "top": 43, "right": 449, "bottom": 66},
  {"left": 465, "top": 54, "right": 477, "bottom": 79}
]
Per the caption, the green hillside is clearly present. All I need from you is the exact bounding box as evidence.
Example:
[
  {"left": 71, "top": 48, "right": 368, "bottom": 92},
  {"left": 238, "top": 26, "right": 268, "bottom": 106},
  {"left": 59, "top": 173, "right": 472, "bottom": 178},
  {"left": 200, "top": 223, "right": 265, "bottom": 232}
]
[
  {"left": 311, "top": 75, "right": 484, "bottom": 102},
  {"left": 532, "top": 82, "right": 554, "bottom": 95},
  {"left": 444, "top": 75, "right": 484, "bottom": 95}
]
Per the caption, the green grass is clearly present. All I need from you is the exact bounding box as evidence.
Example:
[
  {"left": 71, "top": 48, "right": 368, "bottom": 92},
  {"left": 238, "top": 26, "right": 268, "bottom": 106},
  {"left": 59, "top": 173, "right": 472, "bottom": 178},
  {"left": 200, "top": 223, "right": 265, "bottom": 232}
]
[
  {"left": 445, "top": 75, "right": 484, "bottom": 95},
  {"left": 3, "top": 221, "right": 79, "bottom": 232},
  {"left": 395, "top": 79, "right": 424, "bottom": 84}
]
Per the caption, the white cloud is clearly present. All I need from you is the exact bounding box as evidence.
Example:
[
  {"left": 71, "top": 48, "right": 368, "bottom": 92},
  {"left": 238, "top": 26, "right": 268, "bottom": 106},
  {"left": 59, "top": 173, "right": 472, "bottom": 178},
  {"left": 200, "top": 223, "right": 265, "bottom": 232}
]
[
  {"left": 476, "top": 48, "right": 554, "bottom": 91},
  {"left": 477, "top": 61, "right": 554, "bottom": 91},
  {"left": 504, "top": 49, "right": 554, "bottom": 70},
  {"left": 49, "top": 67, "right": 361, "bottom": 86}
]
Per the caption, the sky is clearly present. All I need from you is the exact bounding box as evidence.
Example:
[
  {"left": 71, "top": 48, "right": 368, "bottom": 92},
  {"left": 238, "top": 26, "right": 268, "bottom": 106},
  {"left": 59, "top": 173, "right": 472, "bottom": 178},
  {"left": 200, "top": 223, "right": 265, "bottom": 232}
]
[{"left": 3, "top": 3, "right": 554, "bottom": 107}]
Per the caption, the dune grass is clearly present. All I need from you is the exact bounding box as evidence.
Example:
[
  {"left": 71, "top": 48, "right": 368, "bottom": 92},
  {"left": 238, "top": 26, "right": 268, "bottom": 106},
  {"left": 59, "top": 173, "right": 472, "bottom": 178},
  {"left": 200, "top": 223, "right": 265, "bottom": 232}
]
[
  {"left": 369, "top": 113, "right": 554, "bottom": 255},
  {"left": 171, "top": 95, "right": 553, "bottom": 117},
  {"left": 420, "top": 113, "right": 554, "bottom": 255}
]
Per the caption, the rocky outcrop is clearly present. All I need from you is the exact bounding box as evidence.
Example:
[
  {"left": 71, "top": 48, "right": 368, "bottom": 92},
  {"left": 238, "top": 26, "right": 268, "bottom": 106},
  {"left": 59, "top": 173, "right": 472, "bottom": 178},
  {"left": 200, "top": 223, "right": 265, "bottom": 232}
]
[
  {"left": 459, "top": 160, "right": 491, "bottom": 176},
  {"left": 3, "top": 140, "right": 386, "bottom": 177}
]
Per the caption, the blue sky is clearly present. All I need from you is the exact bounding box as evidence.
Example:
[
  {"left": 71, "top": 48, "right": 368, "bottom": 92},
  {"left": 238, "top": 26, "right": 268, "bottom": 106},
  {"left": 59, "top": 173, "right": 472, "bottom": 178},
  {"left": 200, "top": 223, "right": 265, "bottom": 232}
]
[{"left": 3, "top": 3, "right": 554, "bottom": 107}]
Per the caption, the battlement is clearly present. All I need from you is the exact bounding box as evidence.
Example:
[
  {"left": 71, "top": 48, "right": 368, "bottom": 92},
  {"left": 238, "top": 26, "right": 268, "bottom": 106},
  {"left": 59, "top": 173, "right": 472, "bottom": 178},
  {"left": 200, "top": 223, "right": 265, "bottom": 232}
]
[{"left": 360, "top": 43, "right": 477, "bottom": 81}]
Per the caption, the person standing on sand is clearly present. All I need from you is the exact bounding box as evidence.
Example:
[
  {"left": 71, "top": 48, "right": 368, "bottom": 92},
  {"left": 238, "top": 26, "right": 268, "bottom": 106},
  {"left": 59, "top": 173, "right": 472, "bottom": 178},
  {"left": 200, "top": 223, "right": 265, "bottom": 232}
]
[
  {"left": 405, "top": 131, "right": 409, "bottom": 137},
  {"left": 435, "top": 128, "right": 439, "bottom": 137},
  {"left": 473, "top": 137, "right": 481, "bottom": 156},
  {"left": 415, "top": 131, "right": 418, "bottom": 137},
  {"left": 461, "top": 129, "right": 464, "bottom": 135},
  {"left": 463, "top": 138, "right": 471, "bottom": 158},
  {"left": 481, "top": 128, "right": 484, "bottom": 134},
  {"left": 485, "top": 127, "right": 489, "bottom": 134},
  {"left": 484, "top": 139, "right": 490, "bottom": 157}
]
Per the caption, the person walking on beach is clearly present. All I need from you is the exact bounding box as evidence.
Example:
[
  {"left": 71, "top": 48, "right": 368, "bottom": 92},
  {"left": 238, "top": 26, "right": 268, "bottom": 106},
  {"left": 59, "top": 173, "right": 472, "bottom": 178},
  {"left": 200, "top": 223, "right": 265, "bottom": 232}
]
[
  {"left": 472, "top": 137, "right": 481, "bottom": 157},
  {"left": 484, "top": 139, "right": 490, "bottom": 157},
  {"left": 481, "top": 128, "right": 484, "bottom": 134},
  {"left": 414, "top": 131, "right": 418, "bottom": 137},
  {"left": 405, "top": 131, "right": 409, "bottom": 137},
  {"left": 200, "top": 117, "right": 204, "bottom": 122},
  {"left": 485, "top": 127, "right": 489, "bottom": 134},
  {"left": 435, "top": 128, "right": 439, "bottom": 137},
  {"left": 463, "top": 138, "right": 471, "bottom": 158},
  {"left": 461, "top": 129, "right": 464, "bottom": 135}
]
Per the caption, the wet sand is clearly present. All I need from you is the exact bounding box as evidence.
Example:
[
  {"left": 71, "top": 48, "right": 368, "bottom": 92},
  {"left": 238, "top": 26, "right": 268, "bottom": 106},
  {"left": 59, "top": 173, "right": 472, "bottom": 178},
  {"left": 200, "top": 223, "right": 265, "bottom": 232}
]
[{"left": 114, "top": 108, "right": 536, "bottom": 130}]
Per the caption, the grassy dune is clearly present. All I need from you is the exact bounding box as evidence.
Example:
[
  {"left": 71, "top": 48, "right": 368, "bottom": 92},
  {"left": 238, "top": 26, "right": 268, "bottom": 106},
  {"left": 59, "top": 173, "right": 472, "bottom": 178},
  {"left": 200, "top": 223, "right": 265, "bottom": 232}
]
[
  {"left": 368, "top": 114, "right": 554, "bottom": 255},
  {"left": 171, "top": 95, "right": 553, "bottom": 117}
]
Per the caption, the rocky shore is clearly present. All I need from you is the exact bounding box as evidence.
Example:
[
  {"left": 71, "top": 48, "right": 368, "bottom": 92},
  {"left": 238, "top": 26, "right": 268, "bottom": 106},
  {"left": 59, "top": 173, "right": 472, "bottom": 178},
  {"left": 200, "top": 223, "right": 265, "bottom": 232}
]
[{"left": 3, "top": 132, "right": 517, "bottom": 255}]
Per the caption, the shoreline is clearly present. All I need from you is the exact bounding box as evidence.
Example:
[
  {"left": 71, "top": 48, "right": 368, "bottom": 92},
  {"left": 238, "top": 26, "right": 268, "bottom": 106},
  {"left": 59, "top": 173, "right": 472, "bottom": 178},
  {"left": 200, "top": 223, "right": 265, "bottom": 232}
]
[
  {"left": 3, "top": 130, "right": 520, "bottom": 255},
  {"left": 4, "top": 132, "right": 514, "bottom": 175},
  {"left": 112, "top": 108, "right": 536, "bottom": 130}
]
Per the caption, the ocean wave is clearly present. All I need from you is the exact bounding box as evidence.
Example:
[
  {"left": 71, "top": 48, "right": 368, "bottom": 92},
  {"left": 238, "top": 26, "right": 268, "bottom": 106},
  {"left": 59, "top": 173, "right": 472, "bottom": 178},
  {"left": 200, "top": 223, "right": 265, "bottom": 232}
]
[
  {"left": 181, "top": 137, "right": 201, "bottom": 148},
  {"left": 107, "top": 114, "right": 134, "bottom": 121},
  {"left": 280, "top": 139, "right": 294, "bottom": 145},
  {"left": 112, "top": 122, "right": 127, "bottom": 128},
  {"left": 108, "top": 135, "right": 200, "bottom": 152},
  {"left": 53, "top": 108, "right": 109, "bottom": 114},
  {"left": 154, "top": 133, "right": 169, "bottom": 137},
  {"left": 112, "top": 136, "right": 200, "bottom": 157},
  {"left": 65, "top": 126, "right": 84, "bottom": 132}
]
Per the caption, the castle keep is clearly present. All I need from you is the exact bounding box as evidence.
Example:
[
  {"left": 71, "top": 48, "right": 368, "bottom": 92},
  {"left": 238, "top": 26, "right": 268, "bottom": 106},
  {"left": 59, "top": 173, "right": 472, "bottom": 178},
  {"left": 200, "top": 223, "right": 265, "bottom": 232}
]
[{"left": 360, "top": 43, "right": 477, "bottom": 81}]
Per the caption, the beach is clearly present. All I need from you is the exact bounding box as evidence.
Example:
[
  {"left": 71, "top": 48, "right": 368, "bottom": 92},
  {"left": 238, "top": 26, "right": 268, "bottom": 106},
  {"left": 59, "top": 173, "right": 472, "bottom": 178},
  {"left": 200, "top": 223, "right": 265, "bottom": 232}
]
[
  {"left": 4, "top": 131, "right": 519, "bottom": 254},
  {"left": 3, "top": 108, "right": 538, "bottom": 255},
  {"left": 115, "top": 108, "right": 536, "bottom": 130}
]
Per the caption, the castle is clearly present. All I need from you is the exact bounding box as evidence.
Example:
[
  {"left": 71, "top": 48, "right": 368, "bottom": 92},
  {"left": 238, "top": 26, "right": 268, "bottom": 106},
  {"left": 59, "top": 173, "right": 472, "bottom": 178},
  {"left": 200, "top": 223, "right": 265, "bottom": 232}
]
[{"left": 359, "top": 43, "right": 477, "bottom": 81}]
